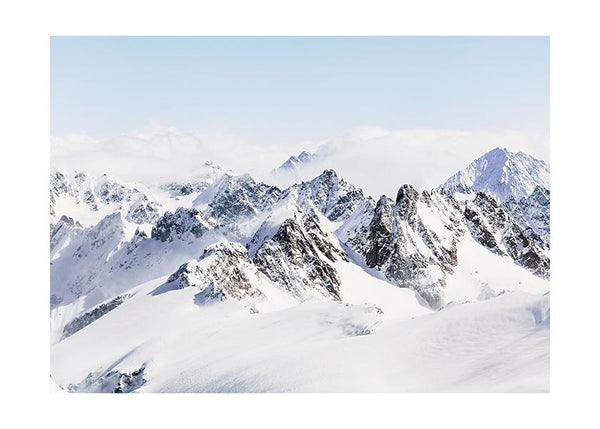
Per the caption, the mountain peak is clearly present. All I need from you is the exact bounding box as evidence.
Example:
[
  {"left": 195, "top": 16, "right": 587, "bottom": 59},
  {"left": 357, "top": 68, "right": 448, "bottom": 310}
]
[
  {"left": 318, "top": 168, "right": 337, "bottom": 179},
  {"left": 486, "top": 146, "right": 510, "bottom": 155},
  {"left": 274, "top": 151, "right": 318, "bottom": 174},
  {"left": 395, "top": 184, "right": 418, "bottom": 204},
  {"left": 297, "top": 151, "right": 313, "bottom": 161},
  {"left": 439, "top": 147, "right": 549, "bottom": 202}
]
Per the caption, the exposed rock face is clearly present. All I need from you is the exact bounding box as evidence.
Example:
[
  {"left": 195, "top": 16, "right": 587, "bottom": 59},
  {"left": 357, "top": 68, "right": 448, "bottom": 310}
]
[
  {"left": 166, "top": 241, "right": 264, "bottom": 303},
  {"left": 342, "top": 183, "right": 550, "bottom": 307},
  {"left": 151, "top": 208, "right": 208, "bottom": 242},
  {"left": 61, "top": 294, "right": 129, "bottom": 340},
  {"left": 162, "top": 182, "right": 204, "bottom": 197},
  {"left": 503, "top": 186, "right": 550, "bottom": 249},
  {"left": 50, "top": 170, "right": 78, "bottom": 203},
  {"left": 363, "top": 196, "right": 394, "bottom": 268},
  {"left": 464, "top": 194, "right": 506, "bottom": 255},
  {"left": 302, "top": 215, "right": 349, "bottom": 264},
  {"left": 294, "top": 169, "right": 366, "bottom": 221},
  {"left": 126, "top": 195, "right": 160, "bottom": 224},
  {"left": 96, "top": 179, "right": 128, "bottom": 204},
  {"left": 502, "top": 223, "right": 550, "bottom": 278},
  {"left": 50, "top": 215, "right": 82, "bottom": 252},
  {"left": 253, "top": 212, "right": 347, "bottom": 301},
  {"left": 51, "top": 171, "right": 69, "bottom": 195},
  {"left": 50, "top": 171, "right": 73, "bottom": 217},
  {"left": 465, "top": 192, "right": 550, "bottom": 279},
  {"left": 205, "top": 174, "right": 281, "bottom": 225},
  {"left": 68, "top": 364, "right": 146, "bottom": 393},
  {"left": 83, "top": 190, "right": 98, "bottom": 211},
  {"left": 50, "top": 170, "right": 162, "bottom": 227},
  {"left": 50, "top": 154, "right": 551, "bottom": 328},
  {"left": 50, "top": 212, "right": 139, "bottom": 308},
  {"left": 72, "top": 213, "right": 128, "bottom": 260},
  {"left": 343, "top": 187, "right": 464, "bottom": 309}
]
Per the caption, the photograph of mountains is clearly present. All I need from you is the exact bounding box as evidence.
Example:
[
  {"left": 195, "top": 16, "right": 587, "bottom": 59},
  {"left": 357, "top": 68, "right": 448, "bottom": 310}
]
[{"left": 50, "top": 37, "right": 550, "bottom": 392}]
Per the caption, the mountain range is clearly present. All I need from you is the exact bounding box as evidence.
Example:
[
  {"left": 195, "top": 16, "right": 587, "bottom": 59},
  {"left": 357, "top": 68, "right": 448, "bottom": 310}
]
[{"left": 50, "top": 146, "right": 550, "bottom": 392}]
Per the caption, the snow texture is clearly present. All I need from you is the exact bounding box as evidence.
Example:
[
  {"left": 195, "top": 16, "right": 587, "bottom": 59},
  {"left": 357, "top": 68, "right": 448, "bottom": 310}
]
[{"left": 50, "top": 147, "right": 550, "bottom": 392}]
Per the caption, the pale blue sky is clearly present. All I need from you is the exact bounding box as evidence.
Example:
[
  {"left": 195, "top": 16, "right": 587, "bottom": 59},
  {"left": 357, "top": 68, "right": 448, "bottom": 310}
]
[{"left": 51, "top": 36, "right": 549, "bottom": 145}]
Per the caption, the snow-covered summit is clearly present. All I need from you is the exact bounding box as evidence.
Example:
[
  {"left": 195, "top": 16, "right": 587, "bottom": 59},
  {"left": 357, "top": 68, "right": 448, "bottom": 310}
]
[
  {"left": 274, "top": 150, "right": 318, "bottom": 173},
  {"left": 165, "top": 240, "right": 265, "bottom": 304},
  {"left": 283, "top": 169, "right": 366, "bottom": 222},
  {"left": 50, "top": 170, "right": 161, "bottom": 228},
  {"left": 439, "top": 147, "right": 549, "bottom": 202}
]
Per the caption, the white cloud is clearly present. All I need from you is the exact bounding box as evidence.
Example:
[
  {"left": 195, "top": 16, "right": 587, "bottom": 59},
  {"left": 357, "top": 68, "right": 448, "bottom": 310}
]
[
  {"left": 264, "top": 126, "right": 549, "bottom": 198},
  {"left": 51, "top": 124, "right": 549, "bottom": 198},
  {"left": 51, "top": 124, "right": 307, "bottom": 183}
]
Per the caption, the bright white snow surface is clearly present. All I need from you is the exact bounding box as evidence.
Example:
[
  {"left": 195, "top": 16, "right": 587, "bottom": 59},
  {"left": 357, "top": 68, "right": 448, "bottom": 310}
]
[
  {"left": 51, "top": 273, "right": 549, "bottom": 392},
  {"left": 51, "top": 240, "right": 549, "bottom": 393},
  {"left": 50, "top": 163, "right": 550, "bottom": 393},
  {"left": 444, "top": 237, "right": 548, "bottom": 303}
]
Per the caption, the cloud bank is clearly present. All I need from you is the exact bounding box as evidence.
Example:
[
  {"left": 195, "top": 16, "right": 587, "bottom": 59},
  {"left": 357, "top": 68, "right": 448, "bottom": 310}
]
[{"left": 51, "top": 124, "right": 549, "bottom": 199}]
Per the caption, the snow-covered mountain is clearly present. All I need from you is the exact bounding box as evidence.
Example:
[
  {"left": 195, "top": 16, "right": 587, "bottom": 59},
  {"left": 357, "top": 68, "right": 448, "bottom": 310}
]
[
  {"left": 439, "top": 147, "right": 550, "bottom": 202},
  {"left": 503, "top": 185, "right": 550, "bottom": 249},
  {"left": 50, "top": 170, "right": 161, "bottom": 228},
  {"left": 274, "top": 150, "right": 318, "bottom": 174},
  {"left": 50, "top": 148, "right": 551, "bottom": 392}
]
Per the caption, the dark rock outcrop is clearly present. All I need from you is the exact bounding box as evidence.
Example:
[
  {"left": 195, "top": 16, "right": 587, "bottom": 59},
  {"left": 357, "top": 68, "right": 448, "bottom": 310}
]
[
  {"left": 61, "top": 294, "right": 129, "bottom": 340},
  {"left": 466, "top": 192, "right": 550, "bottom": 279},
  {"left": 68, "top": 364, "right": 146, "bottom": 393},
  {"left": 151, "top": 208, "right": 208, "bottom": 242},
  {"left": 166, "top": 241, "right": 264, "bottom": 303},
  {"left": 253, "top": 213, "right": 346, "bottom": 300},
  {"left": 345, "top": 188, "right": 464, "bottom": 309},
  {"left": 205, "top": 174, "right": 281, "bottom": 226}
]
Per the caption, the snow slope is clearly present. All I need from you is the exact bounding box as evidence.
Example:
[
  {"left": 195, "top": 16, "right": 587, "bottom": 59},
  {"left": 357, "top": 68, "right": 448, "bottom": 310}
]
[
  {"left": 51, "top": 275, "right": 548, "bottom": 392},
  {"left": 444, "top": 236, "right": 549, "bottom": 303}
]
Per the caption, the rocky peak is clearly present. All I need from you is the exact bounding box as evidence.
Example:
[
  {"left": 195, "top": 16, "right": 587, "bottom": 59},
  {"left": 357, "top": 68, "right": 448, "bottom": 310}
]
[
  {"left": 294, "top": 169, "right": 366, "bottom": 222},
  {"left": 253, "top": 212, "right": 346, "bottom": 301},
  {"left": 395, "top": 184, "right": 418, "bottom": 204},
  {"left": 151, "top": 208, "right": 208, "bottom": 242},
  {"left": 395, "top": 184, "right": 419, "bottom": 222},
  {"left": 275, "top": 150, "right": 318, "bottom": 173},
  {"left": 56, "top": 215, "right": 82, "bottom": 229},
  {"left": 343, "top": 191, "right": 465, "bottom": 309},
  {"left": 166, "top": 241, "right": 264, "bottom": 303},
  {"left": 50, "top": 170, "right": 162, "bottom": 228},
  {"left": 51, "top": 171, "right": 70, "bottom": 196},
  {"left": 363, "top": 196, "right": 394, "bottom": 269},
  {"left": 464, "top": 191, "right": 550, "bottom": 278},
  {"left": 205, "top": 173, "right": 281, "bottom": 225},
  {"left": 502, "top": 186, "right": 550, "bottom": 250},
  {"left": 297, "top": 151, "right": 315, "bottom": 162},
  {"left": 50, "top": 215, "right": 83, "bottom": 253},
  {"left": 125, "top": 194, "right": 160, "bottom": 224},
  {"left": 372, "top": 196, "right": 394, "bottom": 231}
]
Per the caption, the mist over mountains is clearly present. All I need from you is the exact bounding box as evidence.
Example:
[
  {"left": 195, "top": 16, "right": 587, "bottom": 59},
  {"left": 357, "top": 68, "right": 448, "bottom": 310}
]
[{"left": 51, "top": 124, "right": 548, "bottom": 197}]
